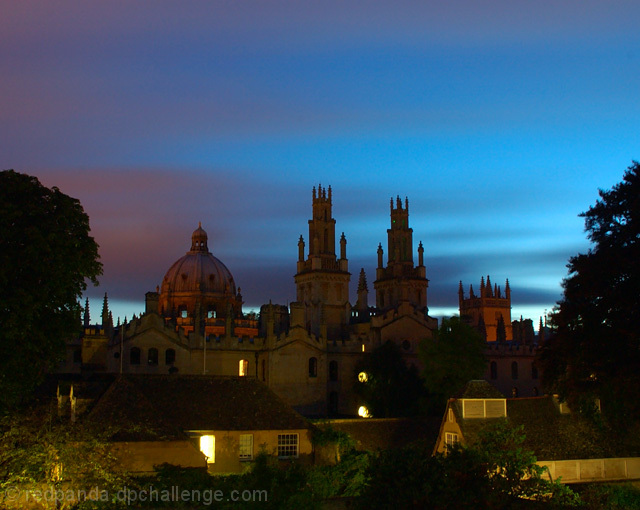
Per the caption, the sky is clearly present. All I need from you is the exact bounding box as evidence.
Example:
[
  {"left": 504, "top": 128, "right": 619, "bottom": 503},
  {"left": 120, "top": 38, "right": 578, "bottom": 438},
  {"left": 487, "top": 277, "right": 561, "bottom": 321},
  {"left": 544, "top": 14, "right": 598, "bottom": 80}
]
[{"left": 2, "top": 1, "right": 639, "bottom": 326}]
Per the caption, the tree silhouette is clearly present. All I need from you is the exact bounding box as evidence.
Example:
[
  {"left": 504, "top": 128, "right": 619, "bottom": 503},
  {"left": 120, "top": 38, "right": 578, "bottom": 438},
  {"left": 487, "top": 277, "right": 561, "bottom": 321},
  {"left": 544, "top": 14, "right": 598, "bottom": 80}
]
[
  {"left": 539, "top": 162, "right": 640, "bottom": 423},
  {"left": 0, "top": 170, "right": 102, "bottom": 409}
]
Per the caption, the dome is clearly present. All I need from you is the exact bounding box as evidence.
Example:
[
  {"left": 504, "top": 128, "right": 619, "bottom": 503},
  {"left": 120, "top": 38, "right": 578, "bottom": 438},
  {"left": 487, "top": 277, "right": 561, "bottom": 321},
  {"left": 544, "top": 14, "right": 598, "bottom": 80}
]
[{"left": 160, "top": 224, "right": 236, "bottom": 297}]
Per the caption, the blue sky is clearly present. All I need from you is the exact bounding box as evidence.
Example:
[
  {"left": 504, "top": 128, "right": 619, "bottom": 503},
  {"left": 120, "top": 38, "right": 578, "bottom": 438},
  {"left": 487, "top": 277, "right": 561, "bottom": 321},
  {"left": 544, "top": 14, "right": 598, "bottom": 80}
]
[{"left": 2, "top": 1, "right": 639, "bottom": 325}]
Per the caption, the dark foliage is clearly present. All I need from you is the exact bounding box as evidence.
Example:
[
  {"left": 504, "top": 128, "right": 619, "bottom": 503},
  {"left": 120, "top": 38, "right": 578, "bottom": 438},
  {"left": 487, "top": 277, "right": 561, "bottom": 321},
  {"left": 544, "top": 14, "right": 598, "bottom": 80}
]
[
  {"left": 538, "top": 162, "right": 640, "bottom": 424},
  {"left": 420, "top": 317, "right": 487, "bottom": 413},
  {"left": 353, "top": 341, "right": 425, "bottom": 417},
  {"left": 0, "top": 170, "right": 102, "bottom": 409}
]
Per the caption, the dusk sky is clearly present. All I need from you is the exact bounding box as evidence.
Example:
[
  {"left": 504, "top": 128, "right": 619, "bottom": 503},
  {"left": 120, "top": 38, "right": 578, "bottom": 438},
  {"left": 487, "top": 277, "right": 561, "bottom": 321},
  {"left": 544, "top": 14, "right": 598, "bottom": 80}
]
[{"left": 2, "top": 1, "right": 639, "bottom": 325}]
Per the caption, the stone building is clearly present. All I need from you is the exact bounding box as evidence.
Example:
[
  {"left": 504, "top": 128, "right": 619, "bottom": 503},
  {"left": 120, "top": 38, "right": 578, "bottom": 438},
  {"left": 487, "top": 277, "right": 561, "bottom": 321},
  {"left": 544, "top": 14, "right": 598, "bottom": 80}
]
[{"left": 62, "top": 185, "right": 437, "bottom": 417}]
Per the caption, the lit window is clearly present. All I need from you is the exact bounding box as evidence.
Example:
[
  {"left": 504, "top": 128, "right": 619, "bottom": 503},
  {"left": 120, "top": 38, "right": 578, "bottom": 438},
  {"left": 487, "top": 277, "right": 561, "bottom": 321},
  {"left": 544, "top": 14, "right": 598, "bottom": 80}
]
[
  {"left": 358, "top": 406, "right": 370, "bottom": 418},
  {"left": 277, "top": 433, "right": 298, "bottom": 459},
  {"left": 239, "top": 359, "right": 248, "bottom": 377},
  {"left": 445, "top": 432, "right": 458, "bottom": 448},
  {"left": 181, "top": 309, "right": 188, "bottom": 318},
  {"left": 200, "top": 435, "right": 215, "bottom": 463},
  {"left": 358, "top": 372, "right": 368, "bottom": 383},
  {"left": 239, "top": 434, "right": 253, "bottom": 461}
]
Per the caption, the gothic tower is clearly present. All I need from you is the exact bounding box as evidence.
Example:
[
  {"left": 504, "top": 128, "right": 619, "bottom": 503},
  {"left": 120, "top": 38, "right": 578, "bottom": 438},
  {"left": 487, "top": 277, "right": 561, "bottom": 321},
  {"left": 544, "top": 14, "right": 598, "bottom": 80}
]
[
  {"left": 295, "top": 185, "right": 350, "bottom": 339},
  {"left": 374, "top": 196, "right": 429, "bottom": 315},
  {"left": 459, "top": 276, "right": 513, "bottom": 342}
]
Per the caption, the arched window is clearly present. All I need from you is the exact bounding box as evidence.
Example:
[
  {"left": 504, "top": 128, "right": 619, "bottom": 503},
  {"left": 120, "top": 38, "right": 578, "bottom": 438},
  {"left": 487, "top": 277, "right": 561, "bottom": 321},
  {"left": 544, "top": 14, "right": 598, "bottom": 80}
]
[
  {"left": 148, "top": 348, "right": 158, "bottom": 366},
  {"left": 130, "top": 347, "right": 141, "bottom": 365},
  {"left": 165, "top": 348, "right": 176, "bottom": 365},
  {"left": 329, "top": 360, "right": 338, "bottom": 381},
  {"left": 308, "top": 357, "right": 318, "bottom": 378},
  {"left": 239, "top": 359, "right": 248, "bottom": 377},
  {"left": 531, "top": 362, "right": 538, "bottom": 380},
  {"left": 490, "top": 361, "right": 497, "bottom": 380},
  {"left": 511, "top": 361, "right": 519, "bottom": 380}
]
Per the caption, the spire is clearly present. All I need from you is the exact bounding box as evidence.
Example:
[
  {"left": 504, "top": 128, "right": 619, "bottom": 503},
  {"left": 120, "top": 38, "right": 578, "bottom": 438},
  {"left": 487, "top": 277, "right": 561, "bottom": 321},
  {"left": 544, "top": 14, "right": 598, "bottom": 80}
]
[
  {"left": 480, "top": 276, "right": 485, "bottom": 295},
  {"left": 418, "top": 241, "right": 424, "bottom": 266},
  {"left": 486, "top": 275, "right": 493, "bottom": 297},
  {"left": 356, "top": 268, "right": 369, "bottom": 312},
  {"left": 101, "top": 293, "right": 109, "bottom": 326},
  {"left": 298, "top": 235, "right": 305, "bottom": 262},
  {"left": 469, "top": 284, "right": 475, "bottom": 298},
  {"left": 505, "top": 279, "right": 511, "bottom": 300},
  {"left": 458, "top": 280, "right": 464, "bottom": 299},
  {"left": 377, "top": 242, "right": 383, "bottom": 268},
  {"left": 83, "top": 297, "right": 90, "bottom": 327},
  {"left": 340, "top": 232, "right": 347, "bottom": 259},
  {"left": 358, "top": 268, "right": 369, "bottom": 293}
]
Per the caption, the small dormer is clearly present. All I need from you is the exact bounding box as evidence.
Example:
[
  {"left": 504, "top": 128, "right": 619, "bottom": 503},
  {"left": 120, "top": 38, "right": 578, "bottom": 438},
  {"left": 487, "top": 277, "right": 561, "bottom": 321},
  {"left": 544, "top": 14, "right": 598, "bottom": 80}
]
[
  {"left": 461, "top": 398, "right": 507, "bottom": 418},
  {"left": 456, "top": 380, "right": 507, "bottom": 418}
]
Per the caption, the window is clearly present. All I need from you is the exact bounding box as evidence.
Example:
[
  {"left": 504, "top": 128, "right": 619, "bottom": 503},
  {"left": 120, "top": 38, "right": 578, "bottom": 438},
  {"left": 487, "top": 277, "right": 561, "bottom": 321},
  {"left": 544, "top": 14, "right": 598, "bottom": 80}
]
[
  {"left": 130, "top": 347, "right": 141, "bottom": 365},
  {"left": 148, "top": 348, "right": 158, "bottom": 366},
  {"left": 490, "top": 361, "right": 497, "bottom": 380},
  {"left": 239, "top": 359, "right": 248, "bottom": 377},
  {"left": 511, "top": 387, "right": 519, "bottom": 398},
  {"left": 511, "top": 361, "right": 519, "bottom": 380},
  {"left": 445, "top": 432, "right": 459, "bottom": 448},
  {"left": 278, "top": 434, "right": 298, "bottom": 459},
  {"left": 165, "top": 348, "right": 176, "bottom": 365},
  {"left": 180, "top": 309, "right": 188, "bottom": 318},
  {"left": 531, "top": 362, "right": 538, "bottom": 380},
  {"left": 239, "top": 434, "right": 253, "bottom": 461},
  {"left": 73, "top": 348, "right": 82, "bottom": 364},
  {"left": 308, "top": 357, "right": 317, "bottom": 378},
  {"left": 329, "top": 361, "right": 338, "bottom": 381},
  {"left": 448, "top": 408, "right": 454, "bottom": 422},
  {"left": 199, "top": 435, "right": 215, "bottom": 463}
]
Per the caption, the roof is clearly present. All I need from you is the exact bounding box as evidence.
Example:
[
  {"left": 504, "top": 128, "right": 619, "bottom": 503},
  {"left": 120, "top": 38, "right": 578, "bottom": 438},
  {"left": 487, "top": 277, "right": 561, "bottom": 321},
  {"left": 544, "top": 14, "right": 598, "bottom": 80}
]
[
  {"left": 450, "top": 395, "right": 640, "bottom": 460},
  {"left": 87, "top": 375, "right": 311, "bottom": 441},
  {"left": 456, "top": 380, "right": 505, "bottom": 399},
  {"left": 320, "top": 417, "right": 442, "bottom": 452}
]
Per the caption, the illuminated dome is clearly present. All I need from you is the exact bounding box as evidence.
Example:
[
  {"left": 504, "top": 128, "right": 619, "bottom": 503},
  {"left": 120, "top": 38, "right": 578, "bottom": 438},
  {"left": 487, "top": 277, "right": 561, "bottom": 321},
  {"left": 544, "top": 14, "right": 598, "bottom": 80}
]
[{"left": 159, "top": 223, "right": 241, "bottom": 318}]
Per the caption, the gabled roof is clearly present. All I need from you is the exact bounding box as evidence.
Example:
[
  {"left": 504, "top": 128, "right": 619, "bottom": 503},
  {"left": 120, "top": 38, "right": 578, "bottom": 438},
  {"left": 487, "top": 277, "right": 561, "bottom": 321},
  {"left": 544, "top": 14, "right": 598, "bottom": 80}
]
[
  {"left": 87, "top": 375, "right": 311, "bottom": 441},
  {"left": 456, "top": 379, "right": 505, "bottom": 399},
  {"left": 449, "top": 395, "right": 640, "bottom": 461}
]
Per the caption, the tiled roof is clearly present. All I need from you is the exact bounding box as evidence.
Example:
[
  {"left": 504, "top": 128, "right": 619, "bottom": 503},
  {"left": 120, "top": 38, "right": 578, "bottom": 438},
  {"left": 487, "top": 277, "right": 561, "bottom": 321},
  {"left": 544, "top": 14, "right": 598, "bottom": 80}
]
[
  {"left": 456, "top": 380, "right": 506, "bottom": 399},
  {"left": 87, "top": 375, "right": 311, "bottom": 441},
  {"left": 451, "top": 395, "right": 640, "bottom": 460},
  {"left": 321, "top": 417, "right": 442, "bottom": 451}
]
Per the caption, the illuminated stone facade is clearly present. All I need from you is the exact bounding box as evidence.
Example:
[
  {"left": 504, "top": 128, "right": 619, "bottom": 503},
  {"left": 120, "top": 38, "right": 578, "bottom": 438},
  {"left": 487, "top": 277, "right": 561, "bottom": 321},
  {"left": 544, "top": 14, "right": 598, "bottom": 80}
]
[
  {"left": 62, "top": 186, "right": 439, "bottom": 417},
  {"left": 62, "top": 185, "right": 542, "bottom": 416}
]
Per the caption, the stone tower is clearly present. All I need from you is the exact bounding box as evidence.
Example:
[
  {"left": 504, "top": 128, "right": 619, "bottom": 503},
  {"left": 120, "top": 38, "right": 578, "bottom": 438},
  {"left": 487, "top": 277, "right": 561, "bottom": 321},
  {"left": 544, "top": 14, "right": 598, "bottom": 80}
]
[
  {"left": 374, "top": 196, "right": 429, "bottom": 314},
  {"left": 295, "top": 185, "right": 350, "bottom": 339},
  {"left": 459, "top": 276, "right": 513, "bottom": 342}
]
